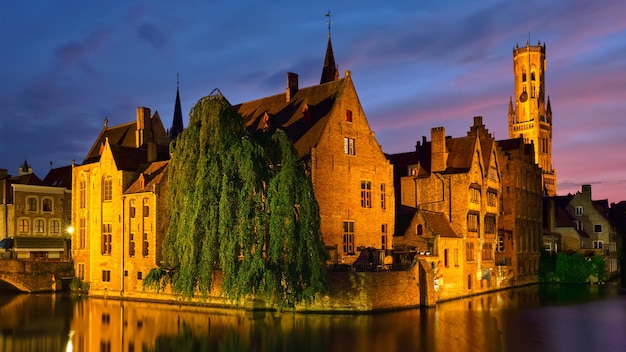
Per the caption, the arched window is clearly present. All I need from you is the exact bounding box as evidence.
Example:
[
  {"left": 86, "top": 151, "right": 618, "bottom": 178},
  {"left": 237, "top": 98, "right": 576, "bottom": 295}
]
[
  {"left": 19, "top": 219, "right": 30, "bottom": 233},
  {"left": 531, "top": 71, "right": 536, "bottom": 81},
  {"left": 42, "top": 198, "right": 53, "bottom": 212},
  {"left": 27, "top": 197, "right": 38, "bottom": 212},
  {"left": 34, "top": 219, "right": 45, "bottom": 233},
  {"left": 522, "top": 70, "right": 527, "bottom": 82},
  {"left": 103, "top": 175, "right": 113, "bottom": 201}
]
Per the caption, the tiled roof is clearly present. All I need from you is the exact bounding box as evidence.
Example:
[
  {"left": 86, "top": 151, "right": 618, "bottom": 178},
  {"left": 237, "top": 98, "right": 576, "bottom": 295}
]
[
  {"left": 422, "top": 209, "right": 460, "bottom": 238},
  {"left": 9, "top": 173, "right": 42, "bottom": 185},
  {"left": 83, "top": 122, "right": 137, "bottom": 164},
  {"left": 125, "top": 161, "right": 169, "bottom": 194},
  {"left": 443, "top": 136, "right": 475, "bottom": 173},
  {"left": 233, "top": 78, "right": 345, "bottom": 158},
  {"left": 42, "top": 165, "right": 72, "bottom": 189}
]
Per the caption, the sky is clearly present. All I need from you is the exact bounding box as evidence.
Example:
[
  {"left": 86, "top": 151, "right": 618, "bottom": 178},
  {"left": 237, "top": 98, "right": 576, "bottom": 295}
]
[{"left": 1, "top": 0, "right": 625, "bottom": 203}]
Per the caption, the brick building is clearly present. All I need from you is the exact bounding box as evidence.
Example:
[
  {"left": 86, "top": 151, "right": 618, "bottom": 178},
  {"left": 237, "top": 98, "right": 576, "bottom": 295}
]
[
  {"left": 390, "top": 116, "right": 502, "bottom": 300},
  {"left": 71, "top": 107, "right": 171, "bottom": 296},
  {"left": 234, "top": 38, "right": 395, "bottom": 266}
]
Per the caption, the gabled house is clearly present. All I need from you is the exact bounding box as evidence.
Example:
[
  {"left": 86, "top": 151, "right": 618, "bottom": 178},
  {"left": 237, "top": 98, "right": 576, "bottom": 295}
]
[
  {"left": 544, "top": 185, "right": 619, "bottom": 278},
  {"left": 72, "top": 106, "right": 173, "bottom": 296},
  {"left": 390, "top": 116, "right": 502, "bottom": 298},
  {"left": 234, "top": 69, "right": 395, "bottom": 266}
]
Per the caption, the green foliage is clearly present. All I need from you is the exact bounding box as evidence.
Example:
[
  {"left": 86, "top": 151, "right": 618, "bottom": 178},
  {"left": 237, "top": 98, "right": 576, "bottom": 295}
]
[
  {"left": 145, "top": 90, "right": 328, "bottom": 307},
  {"left": 69, "top": 277, "right": 90, "bottom": 292},
  {"left": 539, "top": 251, "right": 605, "bottom": 283}
]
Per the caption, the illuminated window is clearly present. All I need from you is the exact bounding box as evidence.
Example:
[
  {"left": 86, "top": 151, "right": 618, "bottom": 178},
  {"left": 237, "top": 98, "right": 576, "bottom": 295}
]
[
  {"left": 343, "top": 137, "right": 355, "bottom": 155},
  {"left": 360, "top": 181, "right": 372, "bottom": 208},
  {"left": 343, "top": 221, "right": 355, "bottom": 255},
  {"left": 575, "top": 206, "right": 583, "bottom": 216},
  {"left": 19, "top": 219, "right": 30, "bottom": 233},
  {"left": 34, "top": 219, "right": 45, "bottom": 233}
]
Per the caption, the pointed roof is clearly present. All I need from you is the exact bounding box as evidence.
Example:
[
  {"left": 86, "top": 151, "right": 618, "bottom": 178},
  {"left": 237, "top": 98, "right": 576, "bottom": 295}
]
[
  {"left": 320, "top": 36, "right": 338, "bottom": 84},
  {"left": 169, "top": 87, "right": 184, "bottom": 141},
  {"left": 42, "top": 165, "right": 72, "bottom": 189},
  {"left": 21, "top": 159, "right": 30, "bottom": 173},
  {"left": 234, "top": 77, "right": 346, "bottom": 158},
  {"left": 125, "top": 160, "right": 169, "bottom": 194}
]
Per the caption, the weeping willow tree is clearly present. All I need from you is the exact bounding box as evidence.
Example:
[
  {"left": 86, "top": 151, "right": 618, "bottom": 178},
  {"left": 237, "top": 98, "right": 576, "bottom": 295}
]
[{"left": 144, "top": 90, "right": 328, "bottom": 307}]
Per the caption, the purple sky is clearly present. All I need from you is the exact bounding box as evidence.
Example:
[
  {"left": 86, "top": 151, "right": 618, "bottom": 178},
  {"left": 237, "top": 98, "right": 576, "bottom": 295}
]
[{"left": 1, "top": 1, "right": 625, "bottom": 203}]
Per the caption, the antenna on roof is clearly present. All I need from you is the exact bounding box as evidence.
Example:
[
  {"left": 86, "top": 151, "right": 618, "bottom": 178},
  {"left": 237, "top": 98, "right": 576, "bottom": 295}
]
[{"left": 326, "top": 10, "right": 332, "bottom": 39}]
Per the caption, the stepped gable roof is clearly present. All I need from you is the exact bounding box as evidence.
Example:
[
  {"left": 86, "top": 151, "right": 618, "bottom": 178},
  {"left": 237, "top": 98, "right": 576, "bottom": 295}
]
[
  {"left": 42, "top": 165, "right": 72, "bottom": 189},
  {"left": 84, "top": 121, "right": 137, "bottom": 164},
  {"left": 234, "top": 78, "right": 345, "bottom": 158},
  {"left": 125, "top": 160, "right": 169, "bottom": 194},
  {"left": 422, "top": 209, "right": 460, "bottom": 238},
  {"left": 9, "top": 173, "right": 42, "bottom": 185}
]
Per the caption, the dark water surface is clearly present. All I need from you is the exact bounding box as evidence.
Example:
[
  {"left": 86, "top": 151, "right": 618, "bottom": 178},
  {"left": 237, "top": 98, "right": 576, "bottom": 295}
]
[{"left": 1, "top": 282, "right": 625, "bottom": 352}]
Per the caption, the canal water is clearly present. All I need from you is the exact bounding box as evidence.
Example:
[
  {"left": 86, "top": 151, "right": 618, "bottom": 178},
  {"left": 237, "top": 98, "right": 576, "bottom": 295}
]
[{"left": 1, "top": 282, "right": 625, "bottom": 352}]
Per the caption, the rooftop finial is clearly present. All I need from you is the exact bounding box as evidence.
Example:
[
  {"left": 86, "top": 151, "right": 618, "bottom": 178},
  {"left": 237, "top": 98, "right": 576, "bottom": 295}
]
[
  {"left": 326, "top": 10, "right": 332, "bottom": 39},
  {"left": 176, "top": 72, "right": 180, "bottom": 90}
]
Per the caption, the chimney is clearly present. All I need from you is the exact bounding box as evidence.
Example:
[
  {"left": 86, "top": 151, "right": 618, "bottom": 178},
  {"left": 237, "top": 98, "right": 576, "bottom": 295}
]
[
  {"left": 147, "top": 142, "right": 157, "bottom": 163},
  {"left": 431, "top": 127, "right": 448, "bottom": 172},
  {"left": 581, "top": 185, "right": 592, "bottom": 200},
  {"left": 473, "top": 116, "right": 483, "bottom": 126},
  {"left": 136, "top": 107, "right": 151, "bottom": 147},
  {"left": 286, "top": 72, "right": 298, "bottom": 102}
]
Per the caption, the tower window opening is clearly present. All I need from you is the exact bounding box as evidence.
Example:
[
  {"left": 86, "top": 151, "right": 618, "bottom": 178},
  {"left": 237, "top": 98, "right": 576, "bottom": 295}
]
[
  {"left": 531, "top": 71, "right": 536, "bottom": 81},
  {"left": 522, "top": 71, "right": 527, "bottom": 82}
]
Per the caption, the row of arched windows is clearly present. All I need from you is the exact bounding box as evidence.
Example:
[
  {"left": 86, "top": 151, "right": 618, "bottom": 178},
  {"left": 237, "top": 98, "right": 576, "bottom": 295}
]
[
  {"left": 25, "top": 196, "right": 55, "bottom": 213},
  {"left": 17, "top": 218, "right": 62, "bottom": 235}
]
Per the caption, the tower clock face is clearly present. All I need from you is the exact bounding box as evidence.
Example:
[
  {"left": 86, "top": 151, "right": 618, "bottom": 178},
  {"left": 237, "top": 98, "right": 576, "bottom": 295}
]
[{"left": 519, "top": 91, "right": 528, "bottom": 103}]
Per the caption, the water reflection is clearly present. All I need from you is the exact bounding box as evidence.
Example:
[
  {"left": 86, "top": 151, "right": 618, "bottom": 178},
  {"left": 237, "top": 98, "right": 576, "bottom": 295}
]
[{"left": 1, "top": 282, "right": 624, "bottom": 352}]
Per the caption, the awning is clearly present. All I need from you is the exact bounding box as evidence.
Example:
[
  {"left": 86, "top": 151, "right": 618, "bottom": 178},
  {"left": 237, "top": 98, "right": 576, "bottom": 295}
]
[{"left": 13, "top": 236, "right": 65, "bottom": 252}]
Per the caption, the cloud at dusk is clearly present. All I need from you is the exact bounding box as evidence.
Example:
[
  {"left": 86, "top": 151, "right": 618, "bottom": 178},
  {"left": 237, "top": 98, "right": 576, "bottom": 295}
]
[{"left": 0, "top": 0, "right": 625, "bottom": 203}]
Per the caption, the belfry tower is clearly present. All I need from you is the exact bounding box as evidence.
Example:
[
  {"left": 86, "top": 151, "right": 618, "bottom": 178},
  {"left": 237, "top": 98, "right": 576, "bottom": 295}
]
[{"left": 508, "top": 40, "right": 556, "bottom": 196}]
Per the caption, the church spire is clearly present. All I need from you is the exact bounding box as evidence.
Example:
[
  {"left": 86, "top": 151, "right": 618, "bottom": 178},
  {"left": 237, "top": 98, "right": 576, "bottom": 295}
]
[
  {"left": 320, "top": 11, "right": 338, "bottom": 84},
  {"left": 169, "top": 73, "right": 184, "bottom": 141}
]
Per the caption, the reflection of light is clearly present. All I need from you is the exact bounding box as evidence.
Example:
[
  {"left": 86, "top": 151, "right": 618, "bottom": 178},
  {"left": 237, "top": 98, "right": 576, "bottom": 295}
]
[{"left": 65, "top": 330, "right": 75, "bottom": 352}]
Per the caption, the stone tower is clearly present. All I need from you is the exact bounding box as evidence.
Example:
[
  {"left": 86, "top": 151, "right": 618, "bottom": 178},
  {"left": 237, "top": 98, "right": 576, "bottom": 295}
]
[{"left": 508, "top": 40, "right": 556, "bottom": 196}]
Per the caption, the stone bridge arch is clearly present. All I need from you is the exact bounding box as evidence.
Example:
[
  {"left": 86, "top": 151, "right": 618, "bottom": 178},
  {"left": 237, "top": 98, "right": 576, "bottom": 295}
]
[{"left": 0, "top": 260, "right": 74, "bottom": 293}]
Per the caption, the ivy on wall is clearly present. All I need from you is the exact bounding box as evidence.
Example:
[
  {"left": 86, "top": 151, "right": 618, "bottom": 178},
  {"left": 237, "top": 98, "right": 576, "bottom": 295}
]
[{"left": 539, "top": 251, "right": 605, "bottom": 284}]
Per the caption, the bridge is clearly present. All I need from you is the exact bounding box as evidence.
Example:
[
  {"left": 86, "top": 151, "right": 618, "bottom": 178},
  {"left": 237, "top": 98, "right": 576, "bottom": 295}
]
[{"left": 0, "top": 259, "right": 74, "bottom": 292}]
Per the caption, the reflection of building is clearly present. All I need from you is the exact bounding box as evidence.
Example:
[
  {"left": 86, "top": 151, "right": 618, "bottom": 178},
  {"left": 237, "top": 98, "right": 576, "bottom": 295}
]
[
  {"left": 544, "top": 185, "right": 619, "bottom": 278},
  {"left": 0, "top": 162, "right": 72, "bottom": 260},
  {"left": 71, "top": 107, "right": 172, "bottom": 296},
  {"left": 508, "top": 40, "right": 556, "bottom": 196},
  {"left": 390, "top": 117, "right": 502, "bottom": 299}
]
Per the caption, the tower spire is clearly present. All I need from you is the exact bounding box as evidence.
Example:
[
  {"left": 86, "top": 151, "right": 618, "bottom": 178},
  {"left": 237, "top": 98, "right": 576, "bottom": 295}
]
[
  {"left": 169, "top": 73, "right": 184, "bottom": 141},
  {"left": 320, "top": 10, "right": 338, "bottom": 84}
]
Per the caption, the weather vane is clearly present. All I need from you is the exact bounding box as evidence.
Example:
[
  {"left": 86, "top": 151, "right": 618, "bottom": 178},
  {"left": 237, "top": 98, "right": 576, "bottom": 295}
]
[{"left": 326, "top": 10, "right": 332, "bottom": 38}]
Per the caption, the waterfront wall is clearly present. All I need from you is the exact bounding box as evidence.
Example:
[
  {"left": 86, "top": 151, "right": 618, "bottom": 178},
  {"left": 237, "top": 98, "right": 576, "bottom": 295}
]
[{"left": 87, "top": 263, "right": 424, "bottom": 312}]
